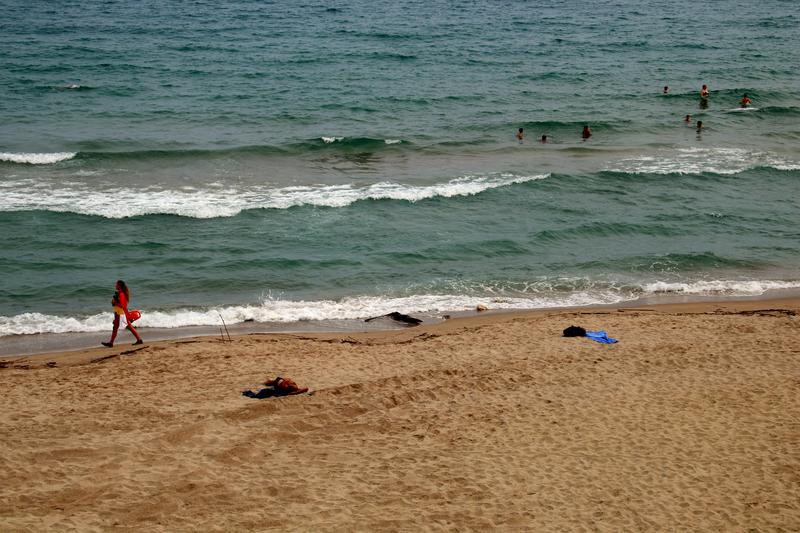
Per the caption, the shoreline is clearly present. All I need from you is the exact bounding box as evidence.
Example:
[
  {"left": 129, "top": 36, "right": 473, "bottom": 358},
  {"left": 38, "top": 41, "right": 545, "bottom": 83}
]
[{"left": 3, "top": 292, "right": 799, "bottom": 365}]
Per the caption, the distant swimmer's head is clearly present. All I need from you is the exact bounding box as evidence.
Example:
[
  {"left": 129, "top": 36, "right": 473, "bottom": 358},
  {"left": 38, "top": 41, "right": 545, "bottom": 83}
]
[
  {"left": 740, "top": 94, "right": 751, "bottom": 107},
  {"left": 684, "top": 114, "right": 691, "bottom": 122},
  {"left": 696, "top": 120, "right": 704, "bottom": 131},
  {"left": 541, "top": 134, "right": 547, "bottom": 143},
  {"left": 663, "top": 86, "right": 669, "bottom": 93}
]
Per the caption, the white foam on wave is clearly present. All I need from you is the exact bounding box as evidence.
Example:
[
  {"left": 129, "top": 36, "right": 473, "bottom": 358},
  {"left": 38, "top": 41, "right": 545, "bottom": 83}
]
[
  {"left": 644, "top": 279, "right": 800, "bottom": 295},
  {"left": 320, "top": 136, "right": 403, "bottom": 145},
  {"left": 3, "top": 278, "right": 798, "bottom": 337},
  {"left": 0, "top": 290, "right": 619, "bottom": 337},
  {"left": 0, "top": 172, "right": 549, "bottom": 218},
  {"left": 607, "top": 147, "right": 800, "bottom": 175},
  {"left": 0, "top": 312, "right": 111, "bottom": 336},
  {"left": 0, "top": 152, "right": 77, "bottom": 165},
  {"left": 772, "top": 162, "right": 800, "bottom": 171}
]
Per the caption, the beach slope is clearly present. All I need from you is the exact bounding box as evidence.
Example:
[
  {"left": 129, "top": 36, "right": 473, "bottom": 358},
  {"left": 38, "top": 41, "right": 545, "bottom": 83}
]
[{"left": 1, "top": 299, "right": 799, "bottom": 531}]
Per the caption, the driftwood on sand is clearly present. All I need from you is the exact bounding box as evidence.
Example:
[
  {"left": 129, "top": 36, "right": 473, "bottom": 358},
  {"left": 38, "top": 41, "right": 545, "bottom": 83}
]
[{"left": 364, "top": 312, "right": 422, "bottom": 325}]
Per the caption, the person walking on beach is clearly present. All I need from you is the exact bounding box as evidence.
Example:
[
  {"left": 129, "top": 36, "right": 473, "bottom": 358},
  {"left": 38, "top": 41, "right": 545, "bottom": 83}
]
[
  {"left": 102, "top": 280, "right": 143, "bottom": 347},
  {"left": 581, "top": 125, "right": 592, "bottom": 140}
]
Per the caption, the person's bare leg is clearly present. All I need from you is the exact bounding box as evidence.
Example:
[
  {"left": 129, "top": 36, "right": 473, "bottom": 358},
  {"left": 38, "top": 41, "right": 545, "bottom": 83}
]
[
  {"left": 128, "top": 323, "right": 143, "bottom": 345},
  {"left": 102, "top": 315, "right": 120, "bottom": 347}
]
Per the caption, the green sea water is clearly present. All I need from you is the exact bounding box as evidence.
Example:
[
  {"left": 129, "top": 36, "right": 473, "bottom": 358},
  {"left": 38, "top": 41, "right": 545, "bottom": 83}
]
[{"left": 1, "top": 0, "right": 799, "bottom": 344}]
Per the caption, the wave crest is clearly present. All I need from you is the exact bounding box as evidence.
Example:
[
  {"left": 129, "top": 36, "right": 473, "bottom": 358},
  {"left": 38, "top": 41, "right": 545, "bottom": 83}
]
[
  {"left": 3, "top": 278, "right": 798, "bottom": 337},
  {"left": 0, "top": 152, "right": 77, "bottom": 165},
  {"left": 0, "top": 172, "right": 549, "bottom": 218},
  {"left": 606, "top": 147, "right": 800, "bottom": 175}
]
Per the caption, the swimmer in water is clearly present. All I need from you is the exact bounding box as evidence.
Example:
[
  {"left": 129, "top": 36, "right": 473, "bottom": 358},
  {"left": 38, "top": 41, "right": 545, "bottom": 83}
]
[
  {"left": 540, "top": 134, "right": 547, "bottom": 143},
  {"left": 663, "top": 86, "right": 669, "bottom": 94},
  {"left": 696, "top": 120, "right": 704, "bottom": 132},
  {"left": 516, "top": 127, "right": 524, "bottom": 141},
  {"left": 700, "top": 84, "right": 709, "bottom": 98},
  {"left": 581, "top": 125, "right": 591, "bottom": 140},
  {"left": 740, "top": 93, "right": 751, "bottom": 107},
  {"left": 684, "top": 114, "right": 692, "bottom": 123}
]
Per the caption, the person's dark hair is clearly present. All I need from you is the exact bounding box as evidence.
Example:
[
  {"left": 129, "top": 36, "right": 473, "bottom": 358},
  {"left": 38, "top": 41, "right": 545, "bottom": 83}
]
[{"left": 116, "top": 279, "right": 130, "bottom": 300}]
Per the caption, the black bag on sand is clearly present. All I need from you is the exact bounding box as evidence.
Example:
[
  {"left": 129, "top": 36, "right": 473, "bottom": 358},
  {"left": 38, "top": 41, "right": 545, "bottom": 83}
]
[{"left": 563, "top": 325, "right": 587, "bottom": 337}]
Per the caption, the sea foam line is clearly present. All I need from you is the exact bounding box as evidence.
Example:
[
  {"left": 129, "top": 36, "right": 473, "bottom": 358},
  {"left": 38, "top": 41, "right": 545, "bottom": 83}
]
[
  {"left": 0, "top": 291, "right": 618, "bottom": 337},
  {"left": 2, "top": 278, "right": 798, "bottom": 337},
  {"left": 0, "top": 172, "right": 549, "bottom": 218},
  {"left": 321, "top": 136, "right": 402, "bottom": 145},
  {"left": 606, "top": 147, "right": 800, "bottom": 175},
  {"left": 0, "top": 152, "right": 77, "bottom": 165},
  {"left": 643, "top": 279, "right": 800, "bottom": 295}
]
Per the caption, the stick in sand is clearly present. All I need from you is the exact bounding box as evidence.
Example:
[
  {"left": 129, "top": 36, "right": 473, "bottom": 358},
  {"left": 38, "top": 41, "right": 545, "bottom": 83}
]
[{"left": 218, "top": 313, "right": 232, "bottom": 342}]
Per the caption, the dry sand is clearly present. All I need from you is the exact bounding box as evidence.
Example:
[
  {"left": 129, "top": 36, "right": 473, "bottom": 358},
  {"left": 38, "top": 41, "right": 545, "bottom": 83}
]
[{"left": 1, "top": 298, "right": 799, "bottom": 531}]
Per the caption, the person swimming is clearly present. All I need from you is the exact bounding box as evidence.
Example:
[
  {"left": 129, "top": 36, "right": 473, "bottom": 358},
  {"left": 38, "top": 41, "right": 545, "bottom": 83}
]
[
  {"left": 581, "top": 125, "right": 591, "bottom": 139},
  {"left": 540, "top": 134, "right": 547, "bottom": 143},
  {"left": 700, "top": 84, "right": 709, "bottom": 98},
  {"left": 516, "top": 127, "right": 524, "bottom": 141},
  {"left": 740, "top": 93, "right": 751, "bottom": 107},
  {"left": 663, "top": 86, "right": 669, "bottom": 94},
  {"left": 684, "top": 114, "right": 692, "bottom": 123},
  {"left": 696, "top": 120, "right": 704, "bottom": 132}
]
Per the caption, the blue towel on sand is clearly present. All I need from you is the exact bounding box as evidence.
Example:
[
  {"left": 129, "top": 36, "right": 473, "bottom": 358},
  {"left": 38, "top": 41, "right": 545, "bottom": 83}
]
[{"left": 586, "top": 330, "right": 618, "bottom": 344}]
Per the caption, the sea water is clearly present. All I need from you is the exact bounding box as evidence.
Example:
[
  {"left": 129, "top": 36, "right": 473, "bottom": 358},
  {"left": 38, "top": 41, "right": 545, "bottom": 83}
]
[{"left": 1, "top": 0, "right": 799, "bottom": 345}]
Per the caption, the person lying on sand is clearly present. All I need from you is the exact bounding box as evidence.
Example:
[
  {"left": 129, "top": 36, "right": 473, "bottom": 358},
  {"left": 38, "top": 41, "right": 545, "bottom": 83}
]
[{"left": 242, "top": 376, "right": 309, "bottom": 398}]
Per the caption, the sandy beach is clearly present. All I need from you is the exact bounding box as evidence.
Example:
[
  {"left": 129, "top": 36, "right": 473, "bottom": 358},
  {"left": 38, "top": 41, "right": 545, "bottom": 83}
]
[{"left": 1, "top": 298, "right": 799, "bottom": 531}]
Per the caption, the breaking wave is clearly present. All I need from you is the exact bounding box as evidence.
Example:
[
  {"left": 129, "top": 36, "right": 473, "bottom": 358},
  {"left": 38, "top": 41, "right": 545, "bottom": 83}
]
[
  {"left": 0, "top": 173, "right": 550, "bottom": 218},
  {"left": 605, "top": 147, "right": 800, "bottom": 175},
  {"left": 3, "top": 278, "right": 798, "bottom": 337},
  {"left": 0, "top": 152, "right": 77, "bottom": 165}
]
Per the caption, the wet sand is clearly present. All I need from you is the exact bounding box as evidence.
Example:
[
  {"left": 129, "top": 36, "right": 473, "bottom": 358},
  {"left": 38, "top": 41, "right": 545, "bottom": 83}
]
[{"left": 1, "top": 298, "right": 799, "bottom": 531}]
